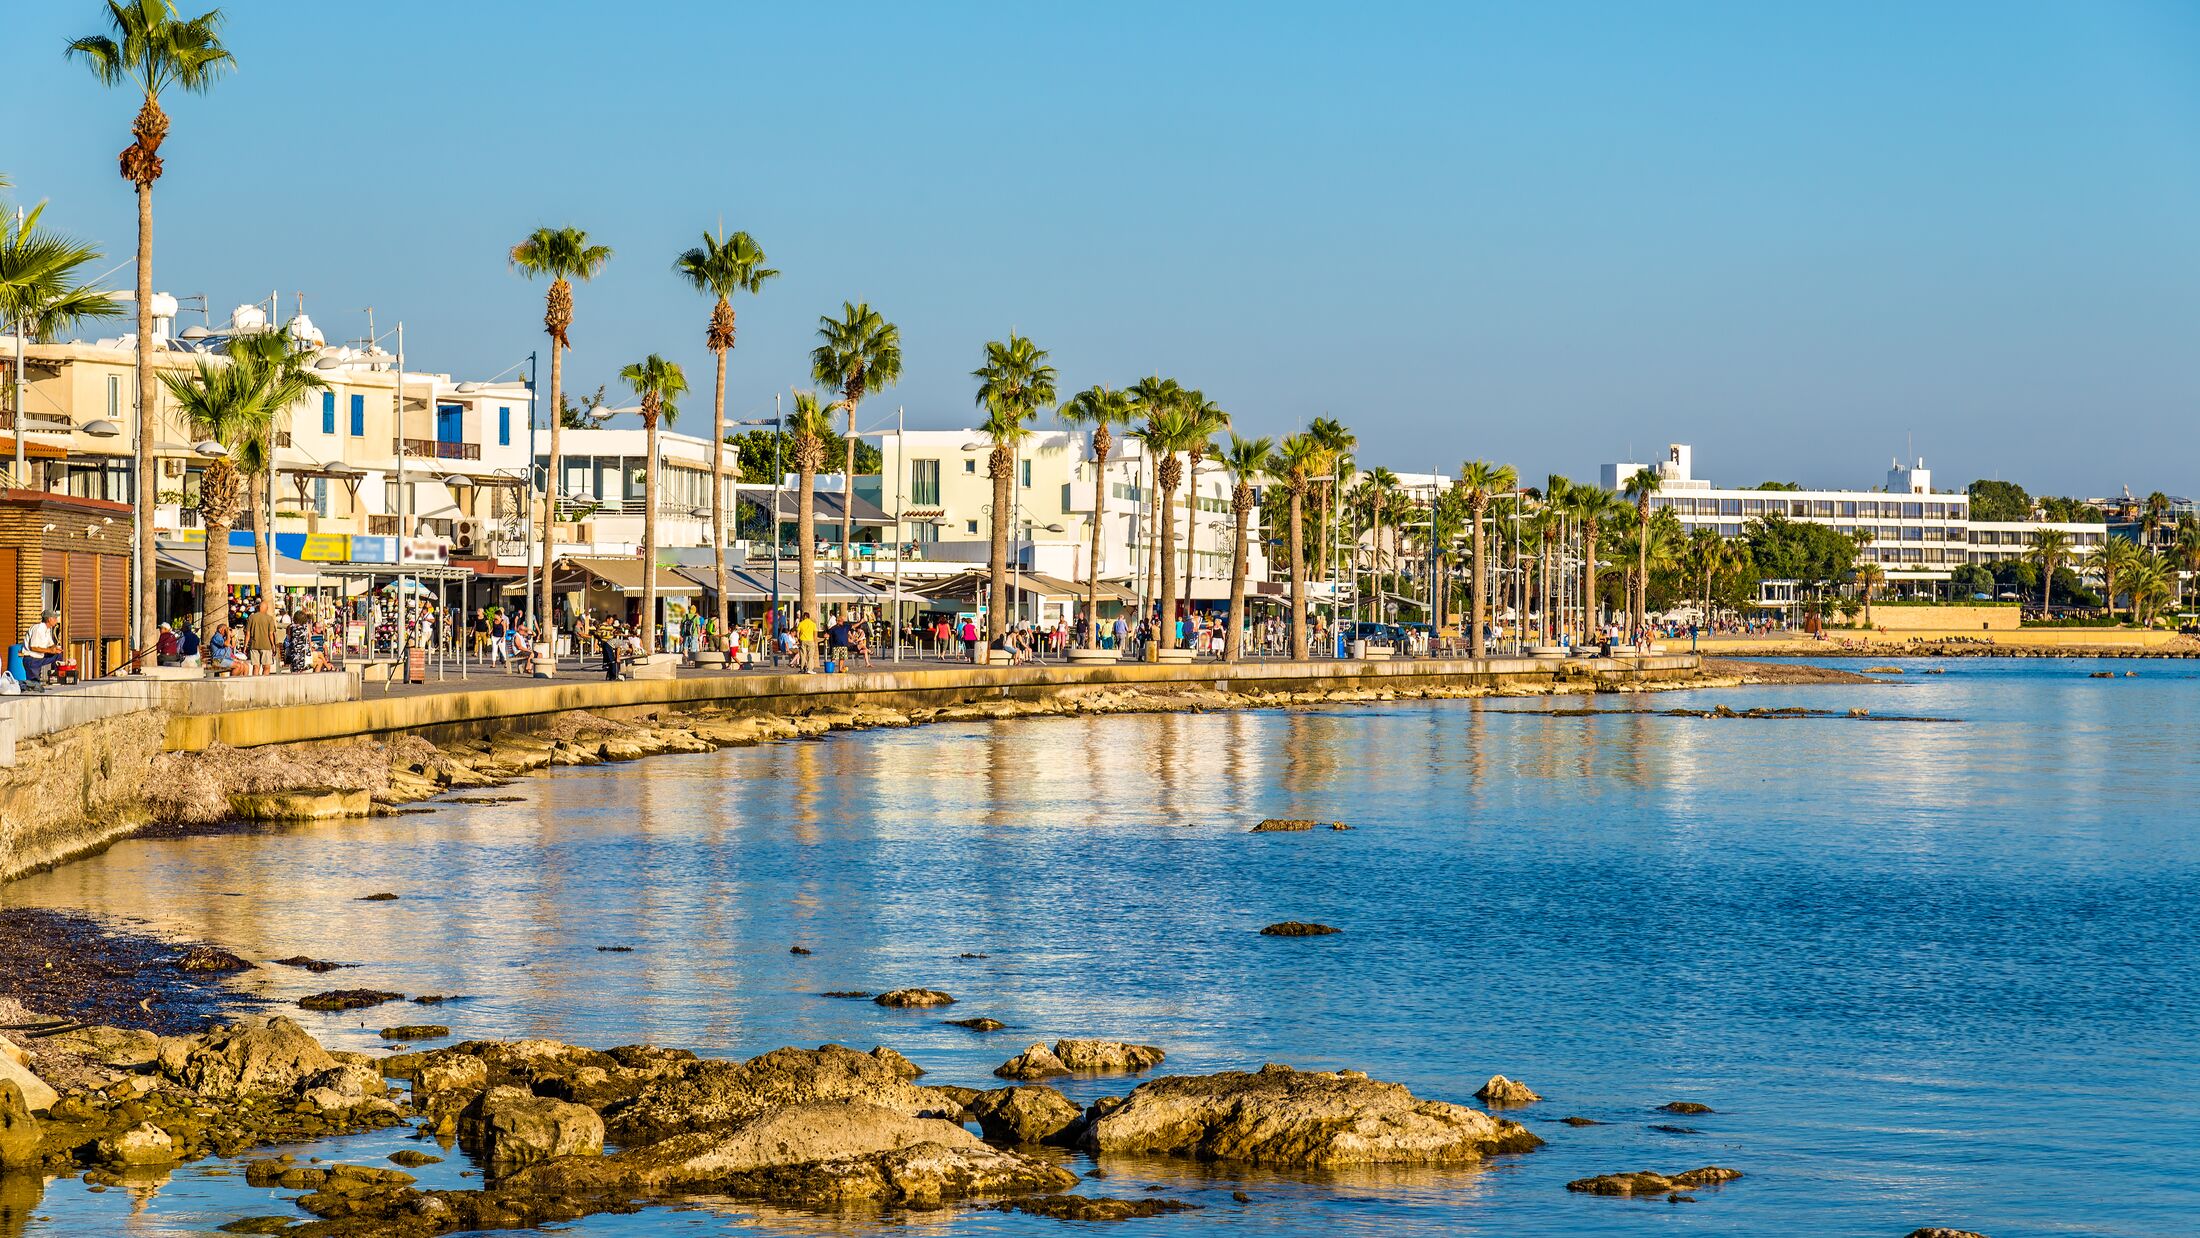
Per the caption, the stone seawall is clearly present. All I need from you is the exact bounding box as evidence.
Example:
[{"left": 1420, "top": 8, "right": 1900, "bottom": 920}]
[{"left": 3, "top": 656, "right": 1703, "bottom": 883}]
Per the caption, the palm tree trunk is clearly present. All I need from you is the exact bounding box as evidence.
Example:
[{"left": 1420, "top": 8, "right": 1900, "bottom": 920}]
[
  {"left": 840, "top": 404, "right": 858, "bottom": 576},
  {"left": 1181, "top": 475, "right": 1196, "bottom": 626},
  {"left": 1226, "top": 499, "right": 1249, "bottom": 661},
  {"left": 1583, "top": 529, "right": 1599, "bottom": 644},
  {"left": 1470, "top": 504, "right": 1487, "bottom": 657},
  {"left": 204, "top": 517, "right": 231, "bottom": 641},
  {"left": 540, "top": 340, "right": 562, "bottom": 656},
  {"left": 797, "top": 458, "right": 818, "bottom": 639},
  {"left": 1158, "top": 474, "right": 1179, "bottom": 652},
  {"left": 640, "top": 416, "right": 659, "bottom": 655},
  {"left": 134, "top": 180, "right": 156, "bottom": 651},
  {"left": 1288, "top": 490, "right": 1307, "bottom": 658},
  {"left": 1141, "top": 456, "right": 1157, "bottom": 613},
  {"left": 252, "top": 472, "right": 274, "bottom": 610},
  {"left": 710, "top": 346, "right": 728, "bottom": 636},
  {"left": 988, "top": 449, "right": 1012, "bottom": 639},
  {"left": 1086, "top": 439, "right": 1108, "bottom": 649}
]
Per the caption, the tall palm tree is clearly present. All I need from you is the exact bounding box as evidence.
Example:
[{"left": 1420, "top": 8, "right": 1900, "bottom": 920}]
[
  {"left": 69, "top": 0, "right": 234, "bottom": 647},
  {"left": 1127, "top": 376, "right": 1186, "bottom": 630},
  {"left": 2174, "top": 520, "right": 2200, "bottom": 613},
  {"left": 1457, "top": 460, "right": 1517, "bottom": 656},
  {"left": 1544, "top": 474, "right": 1575, "bottom": 640},
  {"left": 674, "top": 228, "right": 776, "bottom": 636},
  {"left": 2099, "top": 535, "right": 2144, "bottom": 621},
  {"left": 1364, "top": 466, "right": 1401, "bottom": 617},
  {"left": 1057, "top": 383, "right": 1136, "bottom": 647},
  {"left": 1428, "top": 486, "right": 1468, "bottom": 631},
  {"left": 1268, "top": 434, "right": 1322, "bottom": 658},
  {"left": 1306, "top": 417, "right": 1356, "bottom": 583},
  {"left": 2143, "top": 491, "right": 2171, "bottom": 547},
  {"left": 1531, "top": 499, "right": 1565, "bottom": 643},
  {"left": 159, "top": 358, "right": 255, "bottom": 638},
  {"left": 1623, "top": 466, "right": 1663, "bottom": 639},
  {"left": 510, "top": 226, "right": 613, "bottom": 647},
  {"left": 1177, "top": 394, "right": 1230, "bottom": 616},
  {"left": 971, "top": 335, "right": 1056, "bottom": 641},
  {"left": 811, "top": 303, "right": 902, "bottom": 576},
  {"left": 786, "top": 390, "right": 837, "bottom": 636},
  {"left": 1220, "top": 433, "right": 1272, "bottom": 661},
  {"left": 224, "top": 325, "right": 325, "bottom": 606},
  {"left": 2028, "top": 527, "right": 2074, "bottom": 615},
  {"left": 1136, "top": 403, "right": 1198, "bottom": 652},
  {"left": 620, "top": 354, "right": 688, "bottom": 655},
  {"left": 1853, "top": 562, "right": 1885, "bottom": 626},
  {"left": 1578, "top": 487, "right": 1626, "bottom": 643}
]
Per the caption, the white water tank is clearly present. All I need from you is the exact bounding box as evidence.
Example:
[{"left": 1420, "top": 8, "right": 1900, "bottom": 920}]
[{"left": 229, "top": 304, "right": 268, "bottom": 333}]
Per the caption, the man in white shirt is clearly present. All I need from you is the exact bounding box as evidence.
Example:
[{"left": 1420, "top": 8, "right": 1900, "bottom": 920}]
[{"left": 22, "top": 610, "right": 62, "bottom": 684}]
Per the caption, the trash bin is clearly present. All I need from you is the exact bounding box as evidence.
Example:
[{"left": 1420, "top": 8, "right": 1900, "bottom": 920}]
[{"left": 1350, "top": 638, "right": 1369, "bottom": 660}]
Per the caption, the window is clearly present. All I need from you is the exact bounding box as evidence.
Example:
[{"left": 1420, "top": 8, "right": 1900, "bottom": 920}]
[
  {"left": 322, "top": 391, "right": 336, "bottom": 435},
  {"left": 107, "top": 375, "right": 120, "bottom": 420},
  {"left": 349, "top": 394, "right": 365, "bottom": 437},
  {"left": 498, "top": 406, "right": 511, "bottom": 447},
  {"left": 963, "top": 459, "right": 976, "bottom": 474},
  {"left": 965, "top": 520, "right": 978, "bottom": 534},
  {"left": 911, "top": 459, "right": 940, "bottom": 506},
  {"left": 912, "top": 522, "right": 938, "bottom": 544},
  {"left": 1020, "top": 459, "right": 1032, "bottom": 487},
  {"left": 313, "top": 477, "right": 329, "bottom": 516}
]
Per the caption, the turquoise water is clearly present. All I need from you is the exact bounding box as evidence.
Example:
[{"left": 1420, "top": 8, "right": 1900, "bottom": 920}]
[{"left": 5, "top": 658, "right": 2196, "bottom": 1236}]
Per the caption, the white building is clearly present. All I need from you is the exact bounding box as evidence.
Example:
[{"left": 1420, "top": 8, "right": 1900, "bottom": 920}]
[
  {"left": 535, "top": 427, "right": 739, "bottom": 558},
  {"left": 1604, "top": 444, "right": 2105, "bottom": 588}
]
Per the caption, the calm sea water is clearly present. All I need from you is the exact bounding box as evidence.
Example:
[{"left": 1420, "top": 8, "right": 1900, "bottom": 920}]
[{"left": 5, "top": 658, "right": 2196, "bottom": 1237}]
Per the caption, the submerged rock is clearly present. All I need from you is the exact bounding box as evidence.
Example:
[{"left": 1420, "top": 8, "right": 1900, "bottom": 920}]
[
  {"left": 992, "top": 1194, "right": 1201, "bottom": 1220},
  {"left": 947, "top": 1017, "right": 1008, "bottom": 1032},
  {"left": 1250, "top": 819, "right": 1321, "bottom": 832},
  {"left": 1259, "top": 922, "right": 1340, "bottom": 937},
  {"left": 1475, "top": 1075, "right": 1542, "bottom": 1106},
  {"left": 271, "top": 956, "right": 354, "bottom": 974},
  {"left": 157, "top": 1016, "right": 339, "bottom": 1098},
  {"left": 508, "top": 1101, "right": 1077, "bottom": 1205},
  {"left": 460, "top": 1085, "right": 605, "bottom": 1172},
  {"left": 967, "top": 1086, "right": 1082, "bottom": 1144},
  {"left": 98, "top": 1120, "right": 178, "bottom": 1165},
  {"left": 1559, "top": 1116, "right": 1606, "bottom": 1126},
  {"left": 875, "top": 988, "right": 955, "bottom": 1008},
  {"left": 606, "top": 1044, "right": 964, "bottom": 1145},
  {"left": 298, "top": 989, "right": 405, "bottom": 1012},
  {"left": 174, "top": 945, "right": 254, "bottom": 973},
  {"left": 1084, "top": 1063, "right": 1541, "bottom": 1167},
  {"left": 1904, "top": 1230, "right": 1991, "bottom": 1238},
  {"left": 1567, "top": 1166, "right": 1742, "bottom": 1196},
  {"left": 380, "top": 1024, "right": 451, "bottom": 1041},
  {"left": 1657, "top": 1101, "right": 1714, "bottom": 1114}
]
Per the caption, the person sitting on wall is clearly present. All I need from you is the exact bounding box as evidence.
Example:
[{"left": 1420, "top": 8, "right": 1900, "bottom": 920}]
[
  {"left": 205, "top": 625, "right": 237, "bottom": 676},
  {"left": 508, "top": 624, "right": 536, "bottom": 675},
  {"left": 156, "top": 622, "right": 183, "bottom": 667},
  {"left": 20, "top": 610, "right": 63, "bottom": 685}
]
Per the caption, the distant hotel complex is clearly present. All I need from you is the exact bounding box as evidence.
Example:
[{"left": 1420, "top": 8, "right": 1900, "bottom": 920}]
[{"left": 1602, "top": 444, "right": 2108, "bottom": 589}]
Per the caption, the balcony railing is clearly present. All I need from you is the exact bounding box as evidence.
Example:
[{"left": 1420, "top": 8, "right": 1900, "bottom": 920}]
[{"left": 394, "top": 437, "right": 481, "bottom": 461}]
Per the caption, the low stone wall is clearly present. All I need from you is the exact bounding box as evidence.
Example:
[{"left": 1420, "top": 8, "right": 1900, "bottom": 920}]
[
  {"left": 1861, "top": 605, "right": 2019, "bottom": 632},
  {"left": 0, "top": 706, "right": 168, "bottom": 881},
  {"left": 164, "top": 656, "right": 1703, "bottom": 752}
]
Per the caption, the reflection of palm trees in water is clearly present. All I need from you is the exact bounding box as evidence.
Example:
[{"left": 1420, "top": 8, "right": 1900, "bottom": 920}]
[{"left": 0, "top": 1169, "right": 43, "bottom": 1238}]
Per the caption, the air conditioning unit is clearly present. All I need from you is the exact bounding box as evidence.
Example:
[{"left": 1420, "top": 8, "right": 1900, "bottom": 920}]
[
  {"left": 162, "top": 459, "right": 185, "bottom": 478},
  {"left": 452, "top": 519, "right": 481, "bottom": 553}
]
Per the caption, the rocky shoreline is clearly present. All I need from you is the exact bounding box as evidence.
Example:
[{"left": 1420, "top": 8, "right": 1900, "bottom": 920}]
[{"left": 131, "top": 662, "right": 1822, "bottom": 833}]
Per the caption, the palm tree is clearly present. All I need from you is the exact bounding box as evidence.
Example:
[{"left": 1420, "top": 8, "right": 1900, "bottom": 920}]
[
  {"left": 1268, "top": 435, "right": 1323, "bottom": 657},
  {"left": 786, "top": 390, "right": 837, "bottom": 637},
  {"left": 1057, "top": 383, "right": 1136, "bottom": 647},
  {"left": 1457, "top": 460, "right": 1517, "bottom": 656},
  {"left": 2143, "top": 491, "right": 2171, "bottom": 547},
  {"left": 2099, "top": 536, "right": 2144, "bottom": 621},
  {"left": 1177, "top": 394, "right": 1230, "bottom": 616},
  {"left": 1127, "top": 376, "right": 1186, "bottom": 632},
  {"left": 674, "top": 228, "right": 776, "bottom": 636},
  {"left": 1544, "top": 475, "right": 1575, "bottom": 640},
  {"left": 1306, "top": 417, "right": 1356, "bottom": 583},
  {"left": 2174, "top": 520, "right": 2200, "bottom": 613},
  {"left": 1623, "top": 466, "right": 1663, "bottom": 639},
  {"left": 223, "top": 325, "right": 325, "bottom": 605},
  {"left": 1428, "top": 486, "right": 1468, "bottom": 631},
  {"left": 1364, "top": 466, "right": 1401, "bottom": 617},
  {"left": 0, "top": 204, "right": 121, "bottom": 345},
  {"left": 510, "top": 226, "right": 613, "bottom": 647},
  {"left": 2028, "top": 527, "right": 2074, "bottom": 615},
  {"left": 69, "top": 0, "right": 234, "bottom": 647},
  {"left": 811, "top": 303, "right": 902, "bottom": 576},
  {"left": 1220, "top": 433, "right": 1272, "bottom": 661},
  {"left": 970, "top": 335, "right": 1056, "bottom": 641},
  {"left": 1851, "top": 562, "right": 1884, "bottom": 626},
  {"left": 2125, "top": 552, "right": 2171, "bottom": 626},
  {"left": 159, "top": 358, "right": 255, "bottom": 638},
  {"left": 620, "top": 354, "right": 688, "bottom": 656},
  {"left": 1135, "top": 402, "right": 1198, "bottom": 653},
  {"left": 1578, "top": 487, "right": 1626, "bottom": 643}
]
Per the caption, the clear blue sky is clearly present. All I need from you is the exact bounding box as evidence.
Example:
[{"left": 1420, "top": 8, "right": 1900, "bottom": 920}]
[{"left": 10, "top": 1, "right": 2200, "bottom": 494}]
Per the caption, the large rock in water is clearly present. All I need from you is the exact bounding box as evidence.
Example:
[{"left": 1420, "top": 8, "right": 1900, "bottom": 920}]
[
  {"left": 1567, "top": 1166, "right": 1742, "bottom": 1196},
  {"left": 1475, "top": 1074, "right": 1542, "bottom": 1106},
  {"left": 967, "top": 1086, "right": 1083, "bottom": 1144},
  {"left": 156, "top": 1016, "right": 338, "bottom": 1098},
  {"left": 606, "top": 1045, "right": 964, "bottom": 1144},
  {"left": 507, "top": 1101, "right": 1077, "bottom": 1206},
  {"left": 460, "top": 1085, "right": 605, "bottom": 1172},
  {"left": 0, "top": 1081, "right": 39, "bottom": 1169},
  {"left": 1052, "top": 1040, "right": 1166, "bottom": 1074},
  {"left": 1083, "top": 1064, "right": 1542, "bottom": 1167},
  {"left": 994, "top": 1043, "right": 1070, "bottom": 1081}
]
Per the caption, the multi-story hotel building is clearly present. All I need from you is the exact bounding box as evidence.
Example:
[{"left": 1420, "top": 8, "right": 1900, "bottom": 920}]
[{"left": 1601, "top": 444, "right": 2106, "bottom": 589}]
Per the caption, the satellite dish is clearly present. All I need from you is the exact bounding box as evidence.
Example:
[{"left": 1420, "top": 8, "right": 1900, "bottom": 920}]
[{"left": 179, "top": 325, "right": 212, "bottom": 340}]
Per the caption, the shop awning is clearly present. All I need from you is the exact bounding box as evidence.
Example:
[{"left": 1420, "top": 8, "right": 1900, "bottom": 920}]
[
  {"left": 539, "top": 555, "right": 701, "bottom": 596},
  {"left": 154, "top": 543, "right": 328, "bottom": 587}
]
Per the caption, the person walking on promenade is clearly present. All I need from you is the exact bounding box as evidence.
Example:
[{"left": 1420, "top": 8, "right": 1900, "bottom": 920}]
[
  {"left": 246, "top": 600, "right": 278, "bottom": 674},
  {"left": 797, "top": 611, "right": 819, "bottom": 673},
  {"left": 960, "top": 616, "right": 979, "bottom": 663}
]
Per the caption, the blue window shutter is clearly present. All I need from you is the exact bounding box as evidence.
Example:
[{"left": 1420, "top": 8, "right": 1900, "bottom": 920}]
[
  {"left": 350, "top": 394, "right": 364, "bottom": 436},
  {"left": 499, "top": 406, "right": 510, "bottom": 446},
  {"left": 321, "top": 391, "right": 336, "bottom": 435}
]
